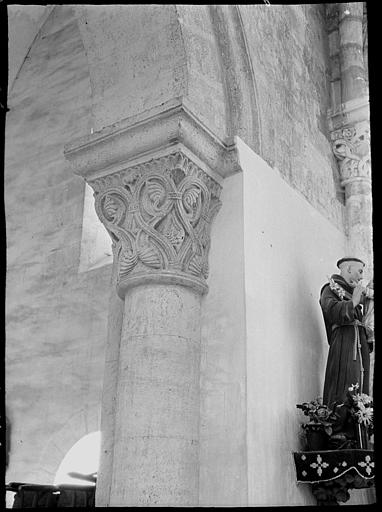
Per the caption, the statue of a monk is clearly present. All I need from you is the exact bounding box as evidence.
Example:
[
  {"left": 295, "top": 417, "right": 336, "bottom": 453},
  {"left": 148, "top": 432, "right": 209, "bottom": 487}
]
[{"left": 320, "top": 257, "right": 373, "bottom": 408}]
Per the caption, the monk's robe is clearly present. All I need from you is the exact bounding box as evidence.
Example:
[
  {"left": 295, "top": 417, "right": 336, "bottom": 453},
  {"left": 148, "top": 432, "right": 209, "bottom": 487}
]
[{"left": 320, "top": 274, "right": 371, "bottom": 408}]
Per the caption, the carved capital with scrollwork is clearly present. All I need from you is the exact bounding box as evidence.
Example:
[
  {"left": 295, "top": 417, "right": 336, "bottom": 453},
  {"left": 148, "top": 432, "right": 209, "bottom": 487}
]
[
  {"left": 88, "top": 151, "right": 222, "bottom": 297},
  {"left": 331, "top": 120, "right": 371, "bottom": 187}
]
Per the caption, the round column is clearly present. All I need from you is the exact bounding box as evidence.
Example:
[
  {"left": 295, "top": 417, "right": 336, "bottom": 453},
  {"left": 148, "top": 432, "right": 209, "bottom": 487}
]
[
  {"left": 88, "top": 150, "right": 222, "bottom": 505},
  {"left": 344, "top": 176, "right": 372, "bottom": 265},
  {"left": 338, "top": 3, "right": 366, "bottom": 103},
  {"left": 110, "top": 283, "right": 201, "bottom": 505}
]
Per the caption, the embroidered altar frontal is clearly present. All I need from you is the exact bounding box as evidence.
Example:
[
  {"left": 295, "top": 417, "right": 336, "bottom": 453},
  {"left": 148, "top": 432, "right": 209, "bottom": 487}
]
[{"left": 293, "top": 449, "right": 375, "bottom": 483}]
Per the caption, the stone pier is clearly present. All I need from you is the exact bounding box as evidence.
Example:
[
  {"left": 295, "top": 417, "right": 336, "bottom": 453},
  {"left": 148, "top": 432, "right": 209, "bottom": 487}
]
[{"left": 64, "top": 105, "right": 237, "bottom": 505}]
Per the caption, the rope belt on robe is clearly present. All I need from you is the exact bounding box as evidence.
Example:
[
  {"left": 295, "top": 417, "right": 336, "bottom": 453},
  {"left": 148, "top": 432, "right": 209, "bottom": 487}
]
[{"left": 332, "top": 320, "right": 365, "bottom": 391}]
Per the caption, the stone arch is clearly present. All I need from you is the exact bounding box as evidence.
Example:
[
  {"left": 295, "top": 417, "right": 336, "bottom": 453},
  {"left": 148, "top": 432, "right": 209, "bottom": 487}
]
[
  {"left": 71, "top": 4, "right": 189, "bottom": 132},
  {"left": 207, "top": 4, "right": 262, "bottom": 154},
  {"left": 70, "top": 5, "right": 261, "bottom": 153},
  {"left": 36, "top": 406, "right": 100, "bottom": 483}
]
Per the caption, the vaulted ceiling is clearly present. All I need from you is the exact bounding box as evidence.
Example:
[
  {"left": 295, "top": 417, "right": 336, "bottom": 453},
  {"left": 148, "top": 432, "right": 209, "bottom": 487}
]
[{"left": 7, "top": 5, "right": 54, "bottom": 91}]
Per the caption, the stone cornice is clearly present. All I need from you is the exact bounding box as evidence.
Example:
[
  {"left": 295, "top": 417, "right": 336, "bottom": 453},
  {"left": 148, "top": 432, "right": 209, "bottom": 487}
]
[{"left": 64, "top": 98, "right": 240, "bottom": 181}]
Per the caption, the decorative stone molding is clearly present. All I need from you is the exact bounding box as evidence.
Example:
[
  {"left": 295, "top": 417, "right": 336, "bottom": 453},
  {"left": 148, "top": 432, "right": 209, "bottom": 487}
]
[
  {"left": 64, "top": 98, "right": 239, "bottom": 181},
  {"left": 331, "top": 120, "right": 371, "bottom": 187},
  {"left": 64, "top": 100, "right": 241, "bottom": 297},
  {"left": 88, "top": 151, "right": 222, "bottom": 297}
]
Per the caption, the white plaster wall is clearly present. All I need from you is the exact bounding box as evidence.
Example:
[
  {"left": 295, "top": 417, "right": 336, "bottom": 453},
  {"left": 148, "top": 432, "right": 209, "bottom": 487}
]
[
  {"left": 199, "top": 137, "right": 353, "bottom": 506},
  {"left": 200, "top": 172, "right": 247, "bottom": 505},
  {"left": 237, "top": 138, "right": 347, "bottom": 505}
]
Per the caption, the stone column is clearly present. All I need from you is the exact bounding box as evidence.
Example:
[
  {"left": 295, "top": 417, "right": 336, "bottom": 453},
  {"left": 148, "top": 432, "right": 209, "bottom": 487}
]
[
  {"left": 338, "top": 3, "right": 366, "bottom": 104},
  {"left": 64, "top": 104, "right": 236, "bottom": 504},
  {"left": 90, "top": 152, "right": 221, "bottom": 506},
  {"left": 328, "top": 3, "right": 372, "bottom": 273}
]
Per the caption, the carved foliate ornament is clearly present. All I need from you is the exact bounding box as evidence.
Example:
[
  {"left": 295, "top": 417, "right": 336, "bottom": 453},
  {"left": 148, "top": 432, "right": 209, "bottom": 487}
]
[
  {"left": 89, "top": 152, "right": 222, "bottom": 296},
  {"left": 331, "top": 121, "right": 371, "bottom": 185}
]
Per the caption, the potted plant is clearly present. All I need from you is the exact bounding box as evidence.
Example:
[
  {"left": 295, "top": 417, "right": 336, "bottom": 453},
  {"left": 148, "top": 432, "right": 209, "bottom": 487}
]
[{"left": 296, "top": 397, "right": 338, "bottom": 450}]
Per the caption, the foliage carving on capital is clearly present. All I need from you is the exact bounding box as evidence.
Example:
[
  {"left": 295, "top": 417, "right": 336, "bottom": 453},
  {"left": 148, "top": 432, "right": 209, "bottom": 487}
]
[
  {"left": 89, "top": 152, "right": 222, "bottom": 292},
  {"left": 331, "top": 121, "right": 371, "bottom": 185}
]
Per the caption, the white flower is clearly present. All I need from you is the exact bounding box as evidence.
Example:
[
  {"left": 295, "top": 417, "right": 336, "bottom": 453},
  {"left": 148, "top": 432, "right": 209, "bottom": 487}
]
[
  {"left": 359, "top": 393, "right": 373, "bottom": 405},
  {"left": 355, "top": 408, "right": 373, "bottom": 426},
  {"left": 356, "top": 401, "right": 367, "bottom": 412}
]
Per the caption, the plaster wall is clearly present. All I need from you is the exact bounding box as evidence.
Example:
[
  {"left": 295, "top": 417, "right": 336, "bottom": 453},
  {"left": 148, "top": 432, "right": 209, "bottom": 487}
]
[
  {"left": 5, "top": 5, "right": 109, "bottom": 484},
  {"left": 239, "top": 4, "right": 345, "bottom": 230},
  {"left": 199, "top": 138, "right": 349, "bottom": 506},
  {"left": 237, "top": 138, "right": 347, "bottom": 505},
  {"left": 200, "top": 172, "right": 247, "bottom": 506}
]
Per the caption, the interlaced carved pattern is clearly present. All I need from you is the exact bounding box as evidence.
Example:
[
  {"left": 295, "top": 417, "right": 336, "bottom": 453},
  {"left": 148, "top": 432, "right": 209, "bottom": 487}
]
[
  {"left": 90, "top": 152, "right": 222, "bottom": 287},
  {"left": 331, "top": 121, "right": 371, "bottom": 185}
]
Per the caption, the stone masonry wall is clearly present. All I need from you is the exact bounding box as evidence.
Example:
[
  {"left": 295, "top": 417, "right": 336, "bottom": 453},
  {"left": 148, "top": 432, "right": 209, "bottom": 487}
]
[
  {"left": 5, "top": 5, "right": 110, "bottom": 484},
  {"left": 239, "top": 4, "right": 345, "bottom": 230}
]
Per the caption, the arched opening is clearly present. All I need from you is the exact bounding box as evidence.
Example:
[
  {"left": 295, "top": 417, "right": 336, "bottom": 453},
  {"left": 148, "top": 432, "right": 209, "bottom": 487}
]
[{"left": 54, "top": 431, "right": 101, "bottom": 486}]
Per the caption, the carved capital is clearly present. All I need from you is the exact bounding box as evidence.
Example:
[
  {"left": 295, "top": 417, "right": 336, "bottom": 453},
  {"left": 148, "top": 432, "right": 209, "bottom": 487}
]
[
  {"left": 331, "top": 120, "right": 371, "bottom": 187},
  {"left": 88, "top": 151, "right": 222, "bottom": 297}
]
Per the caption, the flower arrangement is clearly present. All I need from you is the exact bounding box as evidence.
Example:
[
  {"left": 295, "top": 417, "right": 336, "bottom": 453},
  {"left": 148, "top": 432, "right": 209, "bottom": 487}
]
[
  {"left": 345, "top": 384, "right": 374, "bottom": 438},
  {"left": 296, "top": 387, "right": 373, "bottom": 451},
  {"left": 296, "top": 397, "right": 338, "bottom": 435}
]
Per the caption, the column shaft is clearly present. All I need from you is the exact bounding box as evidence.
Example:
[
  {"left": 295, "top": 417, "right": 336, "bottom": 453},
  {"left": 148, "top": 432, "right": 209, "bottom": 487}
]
[
  {"left": 110, "top": 284, "right": 201, "bottom": 506},
  {"left": 344, "top": 179, "right": 372, "bottom": 268},
  {"left": 338, "top": 3, "right": 366, "bottom": 103}
]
